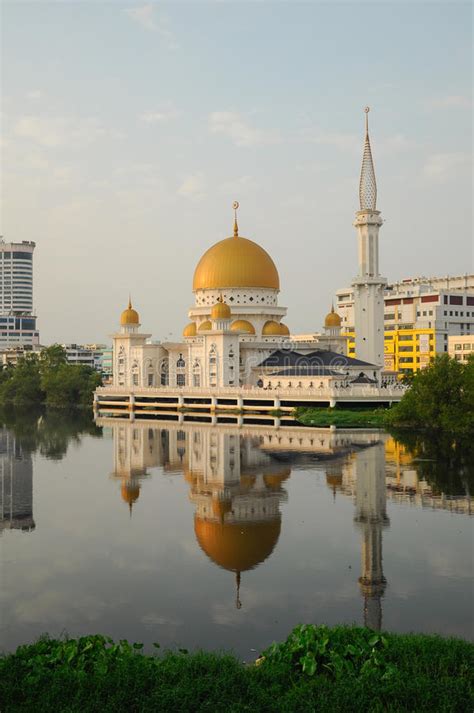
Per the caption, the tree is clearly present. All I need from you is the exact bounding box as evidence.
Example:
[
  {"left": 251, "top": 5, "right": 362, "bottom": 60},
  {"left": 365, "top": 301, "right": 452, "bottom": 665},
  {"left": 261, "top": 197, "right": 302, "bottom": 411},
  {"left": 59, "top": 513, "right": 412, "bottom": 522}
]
[{"left": 386, "top": 354, "right": 472, "bottom": 435}]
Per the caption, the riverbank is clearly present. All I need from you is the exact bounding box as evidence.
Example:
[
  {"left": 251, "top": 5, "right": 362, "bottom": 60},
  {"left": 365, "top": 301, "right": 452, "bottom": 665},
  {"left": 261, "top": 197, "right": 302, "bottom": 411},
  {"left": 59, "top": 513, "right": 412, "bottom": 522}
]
[
  {"left": 2, "top": 626, "right": 472, "bottom": 712},
  {"left": 294, "top": 406, "right": 388, "bottom": 428}
]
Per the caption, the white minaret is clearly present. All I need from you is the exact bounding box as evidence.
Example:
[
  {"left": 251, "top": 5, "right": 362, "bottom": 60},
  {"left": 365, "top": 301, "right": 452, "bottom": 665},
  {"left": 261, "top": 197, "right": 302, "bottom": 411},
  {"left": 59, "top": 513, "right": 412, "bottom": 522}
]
[{"left": 352, "top": 108, "right": 387, "bottom": 368}]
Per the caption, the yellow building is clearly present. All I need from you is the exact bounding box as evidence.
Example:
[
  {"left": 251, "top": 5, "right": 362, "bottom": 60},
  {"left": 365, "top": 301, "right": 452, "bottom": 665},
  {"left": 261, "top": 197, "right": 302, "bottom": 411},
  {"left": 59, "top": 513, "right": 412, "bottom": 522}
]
[{"left": 345, "top": 327, "right": 436, "bottom": 374}]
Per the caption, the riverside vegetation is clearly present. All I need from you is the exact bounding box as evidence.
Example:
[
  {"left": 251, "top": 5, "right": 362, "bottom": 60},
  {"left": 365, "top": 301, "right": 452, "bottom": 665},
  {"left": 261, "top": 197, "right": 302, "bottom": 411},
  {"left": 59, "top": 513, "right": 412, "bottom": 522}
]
[
  {"left": 1, "top": 625, "right": 472, "bottom": 712},
  {"left": 0, "top": 345, "right": 101, "bottom": 407},
  {"left": 296, "top": 354, "right": 474, "bottom": 434}
]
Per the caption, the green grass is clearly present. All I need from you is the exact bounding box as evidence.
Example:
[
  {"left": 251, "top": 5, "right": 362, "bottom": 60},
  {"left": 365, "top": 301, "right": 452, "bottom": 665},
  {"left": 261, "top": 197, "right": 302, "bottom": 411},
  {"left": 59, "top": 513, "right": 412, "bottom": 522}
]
[
  {"left": 295, "top": 406, "right": 389, "bottom": 428},
  {"left": 1, "top": 626, "right": 473, "bottom": 712}
]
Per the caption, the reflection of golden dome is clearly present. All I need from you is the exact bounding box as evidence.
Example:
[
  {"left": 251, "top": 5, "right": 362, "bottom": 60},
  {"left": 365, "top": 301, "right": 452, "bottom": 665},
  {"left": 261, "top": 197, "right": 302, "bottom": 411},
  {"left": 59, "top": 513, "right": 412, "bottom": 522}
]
[
  {"left": 193, "top": 236, "right": 280, "bottom": 291},
  {"left": 198, "top": 320, "right": 212, "bottom": 331},
  {"left": 195, "top": 516, "right": 281, "bottom": 572},
  {"left": 183, "top": 322, "right": 197, "bottom": 337},
  {"left": 211, "top": 300, "right": 231, "bottom": 320},
  {"left": 120, "top": 298, "right": 139, "bottom": 326},
  {"left": 263, "top": 468, "right": 291, "bottom": 490},
  {"left": 121, "top": 482, "right": 140, "bottom": 505},
  {"left": 326, "top": 474, "right": 343, "bottom": 488},
  {"left": 231, "top": 319, "right": 255, "bottom": 335},
  {"left": 211, "top": 497, "right": 232, "bottom": 519},
  {"left": 325, "top": 305, "right": 341, "bottom": 328}
]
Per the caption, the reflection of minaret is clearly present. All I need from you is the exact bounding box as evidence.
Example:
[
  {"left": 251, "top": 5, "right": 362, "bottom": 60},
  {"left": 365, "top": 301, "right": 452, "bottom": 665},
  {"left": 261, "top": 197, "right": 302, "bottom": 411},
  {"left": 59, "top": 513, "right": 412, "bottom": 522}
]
[
  {"left": 353, "top": 442, "right": 389, "bottom": 631},
  {"left": 188, "top": 429, "right": 289, "bottom": 608},
  {"left": 110, "top": 424, "right": 160, "bottom": 514},
  {"left": 0, "top": 428, "right": 35, "bottom": 533}
]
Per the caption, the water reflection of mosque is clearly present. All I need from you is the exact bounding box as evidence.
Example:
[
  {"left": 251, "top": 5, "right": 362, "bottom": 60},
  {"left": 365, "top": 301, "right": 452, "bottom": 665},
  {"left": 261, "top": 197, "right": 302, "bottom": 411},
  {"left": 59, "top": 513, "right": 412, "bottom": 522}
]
[
  {"left": 0, "top": 427, "right": 35, "bottom": 534},
  {"left": 105, "top": 420, "right": 392, "bottom": 628}
]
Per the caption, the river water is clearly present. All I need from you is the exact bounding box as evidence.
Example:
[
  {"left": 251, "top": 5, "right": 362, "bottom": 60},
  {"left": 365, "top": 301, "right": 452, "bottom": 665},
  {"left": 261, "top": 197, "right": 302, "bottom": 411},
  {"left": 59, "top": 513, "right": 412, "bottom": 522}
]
[{"left": 1, "top": 409, "right": 472, "bottom": 658}]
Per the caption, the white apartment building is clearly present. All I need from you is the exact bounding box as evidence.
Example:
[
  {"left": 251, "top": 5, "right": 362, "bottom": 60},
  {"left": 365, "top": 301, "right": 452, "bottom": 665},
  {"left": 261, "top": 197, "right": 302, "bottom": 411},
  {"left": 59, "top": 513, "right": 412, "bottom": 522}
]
[
  {"left": 335, "top": 274, "right": 474, "bottom": 372},
  {"left": 63, "top": 344, "right": 106, "bottom": 372},
  {"left": 0, "top": 240, "right": 39, "bottom": 349},
  {"left": 448, "top": 335, "right": 474, "bottom": 363}
]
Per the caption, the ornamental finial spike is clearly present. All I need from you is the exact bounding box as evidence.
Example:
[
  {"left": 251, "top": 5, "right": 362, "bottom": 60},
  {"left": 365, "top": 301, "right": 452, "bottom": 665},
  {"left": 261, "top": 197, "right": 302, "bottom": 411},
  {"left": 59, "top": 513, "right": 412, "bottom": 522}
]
[
  {"left": 233, "top": 200, "right": 239, "bottom": 237},
  {"left": 128, "top": 294, "right": 132, "bottom": 310},
  {"left": 359, "top": 107, "right": 377, "bottom": 210}
]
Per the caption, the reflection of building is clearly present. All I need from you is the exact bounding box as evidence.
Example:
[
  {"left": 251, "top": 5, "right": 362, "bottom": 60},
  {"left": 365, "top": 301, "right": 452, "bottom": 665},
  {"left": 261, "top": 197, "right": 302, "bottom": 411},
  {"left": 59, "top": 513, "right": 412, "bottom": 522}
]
[
  {"left": 0, "top": 428, "right": 35, "bottom": 533},
  {"left": 109, "top": 423, "right": 160, "bottom": 514},
  {"left": 353, "top": 444, "right": 389, "bottom": 631},
  {"left": 186, "top": 428, "right": 289, "bottom": 607}
]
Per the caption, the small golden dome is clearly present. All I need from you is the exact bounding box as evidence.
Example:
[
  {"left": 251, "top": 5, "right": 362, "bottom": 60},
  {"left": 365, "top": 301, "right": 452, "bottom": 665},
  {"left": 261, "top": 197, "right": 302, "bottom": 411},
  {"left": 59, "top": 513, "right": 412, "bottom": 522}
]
[
  {"left": 231, "top": 319, "right": 255, "bottom": 334},
  {"left": 263, "top": 467, "right": 291, "bottom": 490},
  {"left": 120, "top": 298, "right": 139, "bottom": 326},
  {"left": 325, "top": 305, "right": 341, "bottom": 328},
  {"left": 193, "top": 236, "right": 280, "bottom": 291},
  {"left": 183, "top": 322, "right": 197, "bottom": 337},
  {"left": 198, "top": 320, "right": 212, "bottom": 331},
  {"left": 121, "top": 482, "right": 140, "bottom": 505},
  {"left": 211, "top": 299, "right": 231, "bottom": 320},
  {"left": 195, "top": 516, "right": 281, "bottom": 572},
  {"left": 262, "top": 320, "right": 289, "bottom": 336}
]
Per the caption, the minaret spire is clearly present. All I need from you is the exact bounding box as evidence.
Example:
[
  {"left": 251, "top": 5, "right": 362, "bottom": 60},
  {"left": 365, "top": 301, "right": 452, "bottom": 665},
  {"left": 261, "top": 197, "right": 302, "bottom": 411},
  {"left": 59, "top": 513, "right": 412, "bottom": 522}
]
[{"left": 359, "top": 107, "right": 377, "bottom": 211}]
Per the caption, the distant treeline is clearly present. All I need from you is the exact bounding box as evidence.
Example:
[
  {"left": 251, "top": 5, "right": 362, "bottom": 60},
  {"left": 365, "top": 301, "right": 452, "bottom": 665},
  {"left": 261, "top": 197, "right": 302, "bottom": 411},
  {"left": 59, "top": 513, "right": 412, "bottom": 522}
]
[{"left": 0, "top": 345, "right": 102, "bottom": 407}]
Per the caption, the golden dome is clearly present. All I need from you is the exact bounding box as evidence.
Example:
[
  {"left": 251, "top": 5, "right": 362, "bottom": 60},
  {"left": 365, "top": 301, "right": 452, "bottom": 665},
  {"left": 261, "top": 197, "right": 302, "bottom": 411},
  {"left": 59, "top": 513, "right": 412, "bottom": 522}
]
[
  {"left": 325, "top": 305, "right": 341, "bottom": 328},
  {"left": 262, "top": 320, "right": 289, "bottom": 336},
  {"left": 193, "top": 235, "right": 280, "bottom": 291},
  {"left": 121, "top": 482, "right": 140, "bottom": 505},
  {"left": 195, "top": 516, "right": 281, "bottom": 572},
  {"left": 183, "top": 322, "right": 197, "bottom": 337},
  {"left": 120, "top": 298, "right": 139, "bottom": 326},
  {"left": 198, "top": 320, "right": 212, "bottom": 331},
  {"left": 211, "top": 299, "right": 231, "bottom": 320},
  {"left": 231, "top": 319, "right": 255, "bottom": 334}
]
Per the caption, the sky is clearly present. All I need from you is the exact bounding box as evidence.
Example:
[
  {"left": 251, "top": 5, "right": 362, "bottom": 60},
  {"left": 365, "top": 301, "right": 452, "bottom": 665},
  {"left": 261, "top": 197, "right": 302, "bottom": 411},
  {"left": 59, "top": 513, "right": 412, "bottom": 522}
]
[{"left": 1, "top": 1, "right": 472, "bottom": 345}]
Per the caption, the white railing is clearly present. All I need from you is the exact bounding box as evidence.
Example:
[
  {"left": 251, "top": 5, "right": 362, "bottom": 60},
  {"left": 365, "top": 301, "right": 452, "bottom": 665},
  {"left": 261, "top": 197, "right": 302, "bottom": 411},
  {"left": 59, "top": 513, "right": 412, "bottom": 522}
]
[{"left": 96, "top": 384, "right": 406, "bottom": 400}]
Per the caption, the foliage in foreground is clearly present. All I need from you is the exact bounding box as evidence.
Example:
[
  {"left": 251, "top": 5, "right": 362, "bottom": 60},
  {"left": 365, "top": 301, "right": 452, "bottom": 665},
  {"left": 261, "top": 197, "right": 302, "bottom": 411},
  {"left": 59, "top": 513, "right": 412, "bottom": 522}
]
[
  {"left": 0, "top": 345, "right": 101, "bottom": 407},
  {"left": 1, "top": 626, "right": 473, "bottom": 712},
  {"left": 386, "top": 353, "right": 474, "bottom": 435}
]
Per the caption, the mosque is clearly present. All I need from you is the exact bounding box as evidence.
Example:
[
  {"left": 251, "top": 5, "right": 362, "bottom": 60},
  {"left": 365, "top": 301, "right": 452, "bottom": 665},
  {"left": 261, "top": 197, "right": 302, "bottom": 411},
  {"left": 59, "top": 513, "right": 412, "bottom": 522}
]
[{"left": 100, "top": 109, "right": 401, "bottom": 406}]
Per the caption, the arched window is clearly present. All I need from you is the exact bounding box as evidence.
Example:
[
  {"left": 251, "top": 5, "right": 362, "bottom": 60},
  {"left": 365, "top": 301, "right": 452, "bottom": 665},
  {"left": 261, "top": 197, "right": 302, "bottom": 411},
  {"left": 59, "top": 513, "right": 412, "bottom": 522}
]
[
  {"left": 147, "top": 363, "right": 154, "bottom": 387},
  {"left": 131, "top": 360, "right": 139, "bottom": 387},
  {"left": 209, "top": 344, "right": 217, "bottom": 387},
  {"left": 193, "top": 359, "right": 201, "bottom": 387},
  {"left": 176, "top": 353, "right": 186, "bottom": 387},
  {"left": 160, "top": 360, "right": 169, "bottom": 386},
  {"left": 117, "top": 346, "right": 126, "bottom": 385}
]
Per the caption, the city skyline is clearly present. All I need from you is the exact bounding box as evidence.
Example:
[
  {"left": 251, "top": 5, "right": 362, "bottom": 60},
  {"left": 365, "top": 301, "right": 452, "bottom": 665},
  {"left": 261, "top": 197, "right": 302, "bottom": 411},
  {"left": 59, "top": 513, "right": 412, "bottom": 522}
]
[{"left": 2, "top": 2, "right": 472, "bottom": 344}]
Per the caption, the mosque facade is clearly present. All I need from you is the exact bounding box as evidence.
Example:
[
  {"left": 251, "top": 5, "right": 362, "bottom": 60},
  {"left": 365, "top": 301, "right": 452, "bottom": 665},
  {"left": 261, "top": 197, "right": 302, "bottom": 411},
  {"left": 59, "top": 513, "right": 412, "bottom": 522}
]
[{"left": 104, "top": 110, "right": 396, "bottom": 401}]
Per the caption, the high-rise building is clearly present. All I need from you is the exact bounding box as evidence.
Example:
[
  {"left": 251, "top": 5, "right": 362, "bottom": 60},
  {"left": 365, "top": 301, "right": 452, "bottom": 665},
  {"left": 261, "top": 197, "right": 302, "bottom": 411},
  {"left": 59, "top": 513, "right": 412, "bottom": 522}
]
[
  {"left": 351, "top": 108, "right": 387, "bottom": 369},
  {"left": 335, "top": 275, "right": 474, "bottom": 373},
  {"left": 0, "top": 239, "right": 40, "bottom": 349}
]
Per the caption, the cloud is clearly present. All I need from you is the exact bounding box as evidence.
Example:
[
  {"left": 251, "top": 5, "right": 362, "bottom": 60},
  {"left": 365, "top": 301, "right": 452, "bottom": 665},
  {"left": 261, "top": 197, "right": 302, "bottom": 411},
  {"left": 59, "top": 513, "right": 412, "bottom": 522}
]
[
  {"left": 26, "top": 90, "right": 42, "bottom": 100},
  {"left": 139, "top": 103, "right": 180, "bottom": 123},
  {"left": 13, "top": 115, "right": 119, "bottom": 148},
  {"left": 424, "top": 95, "right": 471, "bottom": 109},
  {"left": 177, "top": 172, "right": 206, "bottom": 199},
  {"left": 209, "top": 111, "right": 280, "bottom": 147},
  {"left": 300, "top": 127, "right": 359, "bottom": 153},
  {"left": 423, "top": 152, "right": 470, "bottom": 181},
  {"left": 123, "top": 4, "right": 178, "bottom": 48}
]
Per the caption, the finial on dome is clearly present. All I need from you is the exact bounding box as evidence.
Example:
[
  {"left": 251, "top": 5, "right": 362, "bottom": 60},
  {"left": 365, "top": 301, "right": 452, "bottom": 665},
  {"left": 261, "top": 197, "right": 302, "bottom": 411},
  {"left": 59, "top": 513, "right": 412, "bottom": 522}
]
[
  {"left": 359, "top": 107, "right": 377, "bottom": 211},
  {"left": 233, "top": 200, "right": 239, "bottom": 237},
  {"left": 128, "top": 294, "right": 132, "bottom": 310}
]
